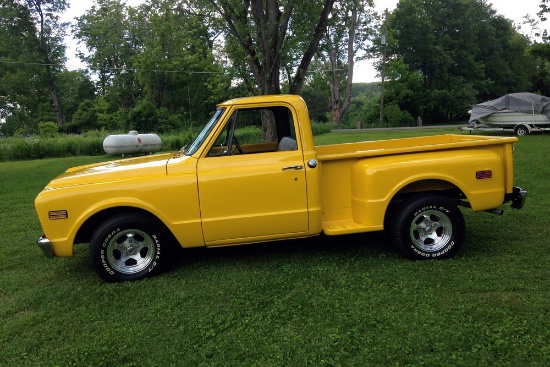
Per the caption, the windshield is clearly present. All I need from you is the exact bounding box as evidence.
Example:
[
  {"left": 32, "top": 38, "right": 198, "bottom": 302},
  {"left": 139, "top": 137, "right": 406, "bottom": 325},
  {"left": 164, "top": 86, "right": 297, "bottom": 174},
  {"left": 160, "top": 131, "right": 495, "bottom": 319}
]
[{"left": 184, "top": 108, "right": 226, "bottom": 156}]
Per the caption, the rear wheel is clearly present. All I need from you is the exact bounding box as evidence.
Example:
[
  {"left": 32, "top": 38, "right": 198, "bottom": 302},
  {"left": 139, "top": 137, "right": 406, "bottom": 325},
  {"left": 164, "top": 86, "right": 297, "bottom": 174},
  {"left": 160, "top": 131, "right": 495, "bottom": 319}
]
[
  {"left": 386, "top": 194, "right": 465, "bottom": 260},
  {"left": 90, "top": 213, "right": 172, "bottom": 282}
]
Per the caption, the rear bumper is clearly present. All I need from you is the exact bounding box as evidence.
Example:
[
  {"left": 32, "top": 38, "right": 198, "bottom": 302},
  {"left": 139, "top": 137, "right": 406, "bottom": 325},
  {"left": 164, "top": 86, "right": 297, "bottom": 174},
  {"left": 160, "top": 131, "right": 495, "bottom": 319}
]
[
  {"left": 37, "top": 235, "right": 54, "bottom": 258},
  {"left": 505, "top": 186, "right": 527, "bottom": 209}
]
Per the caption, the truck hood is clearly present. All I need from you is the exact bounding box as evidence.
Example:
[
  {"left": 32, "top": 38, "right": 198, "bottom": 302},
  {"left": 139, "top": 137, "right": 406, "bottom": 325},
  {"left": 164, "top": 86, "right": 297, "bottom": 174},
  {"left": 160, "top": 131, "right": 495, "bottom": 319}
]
[{"left": 45, "top": 153, "right": 175, "bottom": 189}]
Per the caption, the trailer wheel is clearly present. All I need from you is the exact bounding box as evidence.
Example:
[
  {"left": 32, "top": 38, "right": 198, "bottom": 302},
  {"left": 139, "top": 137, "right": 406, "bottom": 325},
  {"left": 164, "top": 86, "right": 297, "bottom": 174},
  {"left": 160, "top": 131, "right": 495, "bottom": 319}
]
[
  {"left": 514, "top": 125, "right": 529, "bottom": 136},
  {"left": 386, "top": 194, "right": 465, "bottom": 260}
]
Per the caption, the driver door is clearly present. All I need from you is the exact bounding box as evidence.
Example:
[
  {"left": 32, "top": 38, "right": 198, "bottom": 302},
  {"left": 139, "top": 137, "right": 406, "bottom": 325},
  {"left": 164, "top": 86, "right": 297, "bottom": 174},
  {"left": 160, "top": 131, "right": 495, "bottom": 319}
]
[{"left": 197, "top": 106, "right": 309, "bottom": 246}]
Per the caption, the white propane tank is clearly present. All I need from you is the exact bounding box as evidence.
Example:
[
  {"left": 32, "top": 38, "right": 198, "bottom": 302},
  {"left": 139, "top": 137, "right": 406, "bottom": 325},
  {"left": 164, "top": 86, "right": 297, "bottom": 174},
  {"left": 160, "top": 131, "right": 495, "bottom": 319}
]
[{"left": 103, "top": 130, "right": 162, "bottom": 156}]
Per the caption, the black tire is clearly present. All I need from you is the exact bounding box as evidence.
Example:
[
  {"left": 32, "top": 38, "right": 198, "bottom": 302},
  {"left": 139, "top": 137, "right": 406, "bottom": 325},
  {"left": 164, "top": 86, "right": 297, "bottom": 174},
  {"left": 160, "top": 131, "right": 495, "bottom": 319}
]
[
  {"left": 90, "top": 213, "right": 172, "bottom": 282},
  {"left": 386, "top": 194, "right": 465, "bottom": 260},
  {"left": 514, "top": 125, "right": 529, "bottom": 136}
]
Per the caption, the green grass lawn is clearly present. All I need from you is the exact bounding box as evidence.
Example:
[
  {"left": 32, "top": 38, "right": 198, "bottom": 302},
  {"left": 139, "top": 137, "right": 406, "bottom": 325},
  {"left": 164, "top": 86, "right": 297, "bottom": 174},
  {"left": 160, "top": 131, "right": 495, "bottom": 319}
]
[{"left": 0, "top": 130, "right": 548, "bottom": 366}]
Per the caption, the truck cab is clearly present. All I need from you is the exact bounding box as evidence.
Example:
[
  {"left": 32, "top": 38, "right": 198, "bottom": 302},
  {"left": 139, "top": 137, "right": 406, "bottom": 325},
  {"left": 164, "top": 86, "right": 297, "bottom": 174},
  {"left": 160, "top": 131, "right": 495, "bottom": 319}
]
[{"left": 181, "top": 95, "right": 322, "bottom": 245}]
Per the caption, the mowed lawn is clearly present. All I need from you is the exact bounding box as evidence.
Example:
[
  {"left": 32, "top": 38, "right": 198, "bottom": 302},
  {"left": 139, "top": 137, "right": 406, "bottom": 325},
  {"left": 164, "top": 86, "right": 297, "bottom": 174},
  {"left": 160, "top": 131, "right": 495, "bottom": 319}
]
[{"left": 0, "top": 129, "right": 548, "bottom": 366}]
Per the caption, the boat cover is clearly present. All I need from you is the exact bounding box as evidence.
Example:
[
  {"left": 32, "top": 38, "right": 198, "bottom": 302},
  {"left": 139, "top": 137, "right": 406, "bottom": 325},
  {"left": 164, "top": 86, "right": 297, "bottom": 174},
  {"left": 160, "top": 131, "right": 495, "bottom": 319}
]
[{"left": 469, "top": 92, "right": 550, "bottom": 123}]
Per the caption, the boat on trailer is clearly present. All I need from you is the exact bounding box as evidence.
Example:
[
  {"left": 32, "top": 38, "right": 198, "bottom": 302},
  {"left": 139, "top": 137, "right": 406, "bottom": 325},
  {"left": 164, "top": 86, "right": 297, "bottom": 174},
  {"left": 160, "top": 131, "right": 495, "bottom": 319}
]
[
  {"left": 466, "top": 92, "right": 550, "bottom": 135},
  {"left": 475, "top": 109, "right": 550, "bottom": 127}
]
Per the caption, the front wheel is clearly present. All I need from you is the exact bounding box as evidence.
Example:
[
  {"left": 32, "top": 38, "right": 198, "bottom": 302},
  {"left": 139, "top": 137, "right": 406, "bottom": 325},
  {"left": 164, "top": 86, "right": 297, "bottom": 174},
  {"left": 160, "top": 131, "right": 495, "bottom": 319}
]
[
  {"left": 386, "top": 194, "right": 465, "bottom": 260},
  {"left": 90, "top": 213, "right": 172, "bottom": 282}
]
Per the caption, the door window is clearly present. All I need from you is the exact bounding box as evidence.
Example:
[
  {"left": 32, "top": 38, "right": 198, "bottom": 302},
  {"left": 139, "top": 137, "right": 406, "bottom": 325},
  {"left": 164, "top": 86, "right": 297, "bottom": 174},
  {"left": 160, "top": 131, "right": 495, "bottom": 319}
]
[{"left": 207, "top": 106, "right": 297, "bottom": 156}]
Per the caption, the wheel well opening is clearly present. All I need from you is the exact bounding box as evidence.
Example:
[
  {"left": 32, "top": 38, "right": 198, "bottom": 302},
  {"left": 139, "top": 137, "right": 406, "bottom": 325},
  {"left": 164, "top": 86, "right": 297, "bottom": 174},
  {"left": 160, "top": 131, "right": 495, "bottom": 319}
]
[
  {"left": 386, "top": 179, "right": 466, "bottom": 218},
  {"left": 74, "top": 207, "right": 166, "bottom": 245}
]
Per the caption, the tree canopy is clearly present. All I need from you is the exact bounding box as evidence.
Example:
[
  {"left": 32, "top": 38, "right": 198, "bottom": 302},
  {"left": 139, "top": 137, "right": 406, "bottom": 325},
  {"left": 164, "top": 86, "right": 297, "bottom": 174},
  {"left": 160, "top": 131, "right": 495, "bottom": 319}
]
[
  {"left": 382, "top": 0, "right": 533, "bottom": 123},
  {"left": 0, "top": 0, "right": 548, "bottom": 136},
  {"left": 0, "top": 0, "right": 69, "bottom": 133}
]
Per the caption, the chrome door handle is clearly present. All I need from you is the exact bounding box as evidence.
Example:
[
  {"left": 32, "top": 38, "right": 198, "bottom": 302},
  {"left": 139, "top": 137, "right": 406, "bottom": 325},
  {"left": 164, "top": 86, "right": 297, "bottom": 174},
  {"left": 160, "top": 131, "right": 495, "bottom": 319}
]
[{"left": 282, "top": 165, "right": 303, "bottom": 171}]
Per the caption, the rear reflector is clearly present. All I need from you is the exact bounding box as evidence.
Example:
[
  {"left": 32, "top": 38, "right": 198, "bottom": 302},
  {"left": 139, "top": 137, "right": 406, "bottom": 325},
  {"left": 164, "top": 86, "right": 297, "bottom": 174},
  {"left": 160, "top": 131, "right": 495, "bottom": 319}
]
[
  {"left": 476, "top": 170, "right": 492, "bottom": 179},
  {"left": 49, "top": 210, "right": 68, "bottom": 220}
]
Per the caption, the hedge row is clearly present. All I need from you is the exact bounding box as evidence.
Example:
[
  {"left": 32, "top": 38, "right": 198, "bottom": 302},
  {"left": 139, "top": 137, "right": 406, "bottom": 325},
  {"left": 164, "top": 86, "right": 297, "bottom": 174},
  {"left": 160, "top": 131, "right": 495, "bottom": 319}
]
[
  {"left": 0, "top": 136, "right": 105, "bottom": 162},
  {"left": 0, "top": 123, "right": 333, "bottom": 162},
  {"left": 0, "top": 131, "right": 197, "bottom": 162}
]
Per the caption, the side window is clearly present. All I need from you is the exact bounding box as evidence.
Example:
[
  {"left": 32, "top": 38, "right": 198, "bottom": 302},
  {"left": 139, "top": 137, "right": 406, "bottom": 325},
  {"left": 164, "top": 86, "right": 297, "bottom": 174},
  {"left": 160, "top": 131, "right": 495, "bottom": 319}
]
[
  {"left": 233, "top": 108, "right": 267, "bottom": 145},
  {"left": 208, "top": 106, "right": 297, "bottom": 156}
]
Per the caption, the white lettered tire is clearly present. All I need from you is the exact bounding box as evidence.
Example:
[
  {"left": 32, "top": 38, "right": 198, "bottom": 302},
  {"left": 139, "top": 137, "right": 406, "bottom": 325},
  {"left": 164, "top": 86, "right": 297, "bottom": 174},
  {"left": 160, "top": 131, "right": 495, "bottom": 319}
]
[
  {"left": 386, "top": 194, "right": 465, "bottom": 260},
  {"left": 90, "top": 213, "right": 171, "bottom": 282}
]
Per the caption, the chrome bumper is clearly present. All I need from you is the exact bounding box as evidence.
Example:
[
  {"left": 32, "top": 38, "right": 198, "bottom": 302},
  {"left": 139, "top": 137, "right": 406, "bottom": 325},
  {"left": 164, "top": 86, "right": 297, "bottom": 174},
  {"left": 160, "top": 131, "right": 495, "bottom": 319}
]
[
  {"left": 506, "top": 186, "right": 527, "bottom": 209},
  {"left": 37, "top": 236, "right": 54, "bottom": 258}
]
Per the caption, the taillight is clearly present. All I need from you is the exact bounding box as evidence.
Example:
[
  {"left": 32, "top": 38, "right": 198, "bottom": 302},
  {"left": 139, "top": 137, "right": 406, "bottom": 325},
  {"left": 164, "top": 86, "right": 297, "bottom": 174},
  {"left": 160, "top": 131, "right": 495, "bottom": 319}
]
[{"left": 476, "top": 170, "right": 492, "bottom": 179}]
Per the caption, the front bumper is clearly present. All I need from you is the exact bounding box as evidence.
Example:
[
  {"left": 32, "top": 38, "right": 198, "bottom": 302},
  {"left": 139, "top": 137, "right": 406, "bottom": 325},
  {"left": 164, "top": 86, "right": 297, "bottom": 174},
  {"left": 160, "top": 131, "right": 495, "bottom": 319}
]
[
  {"left": 505, "top": 186, "right": 527, "bottom": 209},
  {"left": 37, "top": 235, "right": 54, "bottom": 258}
]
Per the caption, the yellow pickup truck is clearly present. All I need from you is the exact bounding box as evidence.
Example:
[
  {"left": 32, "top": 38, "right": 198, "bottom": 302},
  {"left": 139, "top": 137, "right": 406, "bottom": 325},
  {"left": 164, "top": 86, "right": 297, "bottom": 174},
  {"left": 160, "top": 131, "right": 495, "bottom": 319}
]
[{"left": 35, "top": 95, "right": 527, "bottom": 282}]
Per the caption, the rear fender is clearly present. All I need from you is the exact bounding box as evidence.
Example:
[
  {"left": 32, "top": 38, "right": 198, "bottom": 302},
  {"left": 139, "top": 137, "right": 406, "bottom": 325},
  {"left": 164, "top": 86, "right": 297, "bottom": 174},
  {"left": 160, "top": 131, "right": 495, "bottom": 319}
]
[{"left": 350, "top": 150, "right": 506, "bottom": 227}]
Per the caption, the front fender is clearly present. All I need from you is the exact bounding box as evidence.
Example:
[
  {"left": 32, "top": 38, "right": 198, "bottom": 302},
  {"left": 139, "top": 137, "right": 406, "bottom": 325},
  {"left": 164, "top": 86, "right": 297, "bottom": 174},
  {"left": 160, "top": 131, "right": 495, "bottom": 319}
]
[
  {"left": 36, "top": 191, "right": 173, "bottom": 257},
  {"left": 35, "top": 174, "right": 203, "bottom": 257}
]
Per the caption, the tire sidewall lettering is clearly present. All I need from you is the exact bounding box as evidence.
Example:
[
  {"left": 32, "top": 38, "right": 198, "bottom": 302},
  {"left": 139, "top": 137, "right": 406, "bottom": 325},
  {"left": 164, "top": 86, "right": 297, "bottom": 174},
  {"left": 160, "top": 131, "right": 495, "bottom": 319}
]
[
  {"left": 413, "top": 205, "right": 450, "bottom": 217},
  {"left": 410, "top": 240, "right": 456, "bottom": 258},
  {"left": 432, "top": 240, "right": 455, "bottom": 258},
  {"left": 99, "top": 228, "right": 121, "bottom": 277},
  {"left": 148, "top": 234, "right": 161, "bottom": 273},
  {"left": 101, "top": 227, "right": 121, "bottom": 249},
  {"left": 99, "top": 249, "right": 115, "bottom": 275}
]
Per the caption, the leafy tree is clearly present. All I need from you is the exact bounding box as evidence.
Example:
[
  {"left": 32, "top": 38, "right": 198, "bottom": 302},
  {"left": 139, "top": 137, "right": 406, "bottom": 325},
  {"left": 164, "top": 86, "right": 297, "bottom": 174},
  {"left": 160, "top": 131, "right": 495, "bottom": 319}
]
[
  {"left": 208, "top": 0, "right": 334, "bottom": 95},
  {"left": 382, "top": 57, "right": 423, "bottom": 124},
  {"left": 68, "top": 99, "right": 98, "bottom": 133},
  {"left": 340, "top": 83, "right": 381, "bottom": 128},
  {"left": 128, "top": 99, "right": 158, "bottom": 132},
  {"left": 133, "top": 0, "right": 223, "bottom": 123},
  {"left": 476, "top": 10, "right": 532, "bottom": 99},
  {"left": 57, "top": 70, "right": 96, "bottom": 125},
  {"left": 537, "top": 0, "right": 550, "bottom": 27},
  {"left": 385, "top": 0, "right": 534, "bottom": 122},
  {"left": 206, "top": 0, "right": 334, "bottom": 140},
  {"left": 74, "top": 0, "right": 230, "bottom": 128},
  {"left": 0, "top": 0, "right": 68, "bottom": 130},
  {"left": 526, "top": 42, "right": 550, "bottom": 96},
  {"left": 300, "top": 63, "right": 331, "bottom": 123},
  {"left": 74, "top": 0, "right": 143, "bottom": 109},
  {"left": 69, "top": 96, "right": 120, "bottom": 133},
  {"left": 514, "top": 1, "right": 550, "bottom": 95},
  {"left": 317, "top": 0, "right": 377, "bottom": 126}
]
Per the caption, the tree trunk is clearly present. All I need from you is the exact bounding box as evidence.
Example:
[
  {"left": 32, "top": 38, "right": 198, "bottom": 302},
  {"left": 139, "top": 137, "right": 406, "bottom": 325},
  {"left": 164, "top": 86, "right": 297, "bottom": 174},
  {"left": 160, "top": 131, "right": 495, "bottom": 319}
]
[
  {"left": 327, "top": 3, "right": 357, "bottom": 127},
  {"left": 289, "top": 0, "right": 335, "bottom": 94},
  {"left": 45, "top": 61, "right": 65, "bottom": 127},
  {"left": 261, "top": 110, "right": 277, "bottom": 142},
  {"left": 33, "top": 0, "right": 66, "bottom": 127},
  {"left": 212, "top": 0, "right": 335, "bottom": 139}
]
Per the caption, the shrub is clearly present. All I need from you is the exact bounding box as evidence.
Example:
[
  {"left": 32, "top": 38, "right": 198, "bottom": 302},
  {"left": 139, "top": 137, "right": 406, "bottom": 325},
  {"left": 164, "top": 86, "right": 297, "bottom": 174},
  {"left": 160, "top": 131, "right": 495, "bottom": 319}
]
[
  {"left": 161, "top": 130, "right": 197, "bottom": 151},
  {"left": 384, "top": 103, "right": 414, "bottom": 127},
  {"left": 38, "top": 122, "right": 59, "bottom": 138},
  {"left": 68, "top": 99, "right": 96, "bottom": 133},
  {"left": 310, "top": 122, "right": 333, "bottom": 136},
  {"left": 129, "top": 100, "right": 158, "bottom": 132}
]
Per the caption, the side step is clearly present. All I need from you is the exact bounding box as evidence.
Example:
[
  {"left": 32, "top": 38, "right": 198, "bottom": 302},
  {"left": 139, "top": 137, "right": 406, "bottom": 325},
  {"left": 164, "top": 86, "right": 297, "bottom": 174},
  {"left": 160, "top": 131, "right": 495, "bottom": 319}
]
[{"left": 322, "top": 220, "right": 383, "bottom": 236}]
